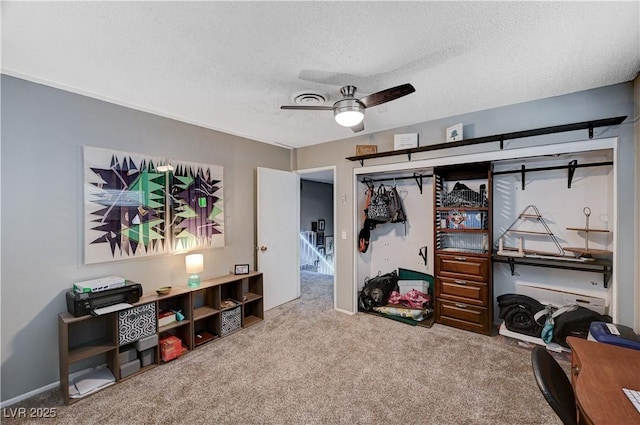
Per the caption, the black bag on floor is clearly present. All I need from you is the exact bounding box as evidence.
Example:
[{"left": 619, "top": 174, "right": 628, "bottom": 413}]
[
  {"left": 358, "top": 271, "right": 400, "bottom": 312},
  {"left": 497, "top": 293, "right": 546, "bottom": 337},
  {"left": 552, "top": 306, "right": 610, "bottom": 348}
]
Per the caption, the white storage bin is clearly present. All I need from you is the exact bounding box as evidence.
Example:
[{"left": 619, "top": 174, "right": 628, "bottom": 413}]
[{"left": 398, "top": 280, "right": 431, "bottom": 295}]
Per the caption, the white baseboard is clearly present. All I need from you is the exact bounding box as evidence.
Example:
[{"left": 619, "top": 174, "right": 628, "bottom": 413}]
[
  {"left": 0, "top": 364, "right": 104, "bottom": 408},
  {"left": 334, "top": 307, "right": 355, "bottom": 315},
  {"left": 0, "top": 381, "right": 59, "bottom": 408}
]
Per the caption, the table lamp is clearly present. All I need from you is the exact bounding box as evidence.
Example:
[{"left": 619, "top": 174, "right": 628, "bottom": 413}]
[{"left": 185, "top": 254, "right": 204, "bottom": 288}]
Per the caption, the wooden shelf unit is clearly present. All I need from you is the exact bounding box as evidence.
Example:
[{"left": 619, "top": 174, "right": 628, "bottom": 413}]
[
  {"left": 58, "top": 271, "right": 263, "bottom": 404},
  {"left": 433, "top": 163, "right": 494, "bottom": 335}
]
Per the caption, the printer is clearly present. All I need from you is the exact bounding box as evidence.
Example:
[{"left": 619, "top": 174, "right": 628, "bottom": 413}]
[{"left": 66, "top": 281, "right": 142, "bottom": 317}]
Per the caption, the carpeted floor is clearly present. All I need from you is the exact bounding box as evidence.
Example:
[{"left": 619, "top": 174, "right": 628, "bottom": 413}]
[{"left": 3, "top": 271, "right": 566, "bottom": 424}]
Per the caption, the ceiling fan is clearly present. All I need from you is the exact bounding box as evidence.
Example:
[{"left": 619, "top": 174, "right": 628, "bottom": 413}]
[{"left": 280, "top": 83, "right": 415, "bottom": 133}]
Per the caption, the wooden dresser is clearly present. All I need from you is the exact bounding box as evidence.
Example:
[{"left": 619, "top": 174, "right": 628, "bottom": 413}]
[{"left": 433, "top": 163, "right": 493, "bottom": 335}]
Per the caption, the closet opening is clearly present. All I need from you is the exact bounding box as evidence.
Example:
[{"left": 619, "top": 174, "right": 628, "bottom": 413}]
[{"left": 353, "top": 138, "right": 618, "bottom": 332}]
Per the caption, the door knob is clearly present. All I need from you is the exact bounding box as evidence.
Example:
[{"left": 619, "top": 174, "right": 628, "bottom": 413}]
[{"left": 260, "top": 246, "right": 268, "bottom": 252}]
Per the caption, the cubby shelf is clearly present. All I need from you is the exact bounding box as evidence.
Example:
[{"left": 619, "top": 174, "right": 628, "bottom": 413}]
[{"left": 59, "top": 271, "right": 263, "bottom": 405}]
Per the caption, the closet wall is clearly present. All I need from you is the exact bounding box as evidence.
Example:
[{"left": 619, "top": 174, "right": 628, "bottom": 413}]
[
  {"left": 356, "top": 175, "right": 433, "bottom": 289},
  {"left": 354, "top": 146, "right": 616, "bottom": 324},
  {"left": 492, "top": 150, "right": 614, "bottom": 323}
]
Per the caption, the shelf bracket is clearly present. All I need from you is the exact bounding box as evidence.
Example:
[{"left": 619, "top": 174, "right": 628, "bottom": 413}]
[
  {"left": 359, "top": 159, "right": 364, "bottom": 167},
  {"left": 413, "top": 172, "right": 423, "bottom": 194},
  {"left": 588, "top": 124, "right": 594, "bottom": 139},
  {"left": 407, "top": 152, "right": 412, "bottom": 161},
  {"left": 499, "top": 136, "right": 504, "bottom": 150},
  {"left": 521, "top": 165, "right": 526, "bottom": 190},
  {"left": 567, "top": 160, "right": 578, "bottom": 188},
  {"left": 604, "top": 265, "right": 612, "bottom": 288},
  {"left": 507, "top": 257, "right": 516, "bottom": 275}
]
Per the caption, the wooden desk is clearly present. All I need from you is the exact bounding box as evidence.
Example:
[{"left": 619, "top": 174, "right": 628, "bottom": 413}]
[{"left": 567, "top": 336, "right": 640, "bottom": 425}]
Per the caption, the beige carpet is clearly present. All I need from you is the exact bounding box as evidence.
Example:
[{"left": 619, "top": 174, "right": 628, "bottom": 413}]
[{"left": 4, "top": 272, "right": 565, "bottom": 424}]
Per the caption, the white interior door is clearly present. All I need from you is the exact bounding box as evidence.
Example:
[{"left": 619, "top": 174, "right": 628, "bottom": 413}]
[{"left": 257, "top": 167, "right": 300, "bottom": 310}]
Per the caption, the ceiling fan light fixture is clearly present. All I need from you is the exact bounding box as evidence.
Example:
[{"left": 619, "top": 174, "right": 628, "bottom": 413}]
[{"left": 333, "top": 99, "right": 364, "bottom": 127}]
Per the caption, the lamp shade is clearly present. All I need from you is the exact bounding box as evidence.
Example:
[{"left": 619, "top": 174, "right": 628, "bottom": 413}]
[
  {"left": 185, "top": 254, "right": 204, "bottom": 274},
  {"left": 333, "top": 98, "right": 364, "bottom": 127}
]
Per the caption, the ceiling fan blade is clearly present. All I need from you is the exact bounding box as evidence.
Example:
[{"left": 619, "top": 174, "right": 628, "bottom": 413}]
[
  {"left": 351, "top": 121, "right": 365, "bottom": 133},
  {"left": 281, "top": 105, "right": 333, "bottom": 111},
  {"left": 359, "top": 83, "right": 415, "bottom": 109}
]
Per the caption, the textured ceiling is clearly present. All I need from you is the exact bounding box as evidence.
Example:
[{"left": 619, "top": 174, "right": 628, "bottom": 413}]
[{"left": 2, "top": 2, "right": 639, "bottom": 149}]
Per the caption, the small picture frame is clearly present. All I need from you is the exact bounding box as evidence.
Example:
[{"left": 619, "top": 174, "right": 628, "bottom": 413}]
[
  {"left": 446, "top": 123, "right": 463, "bottom": 142},
  {"left": 317, "top": 232, "right": 325, "bottom": 246},
  {"left": 326, "top": 236, "right": 334, "bottom": 255},
  {"left": 394, "top": 133, "right": 419, "bottom": 150},
  {"left": 356, "top": 145, "right": 378, "bottom": 156},
  {"left": 234, "top": 264, "right": 250, "bottom": 275},
  {"left": 318, "top": 219, "right": 325, "bottom": 231},
  {"left": 311, "top": 221, "right": 318, "bottom": 232}
]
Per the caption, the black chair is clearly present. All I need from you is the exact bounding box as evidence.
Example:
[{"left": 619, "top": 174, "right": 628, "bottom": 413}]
[{"left": 531, "top": 346, "right": 578, "bottom": 425}]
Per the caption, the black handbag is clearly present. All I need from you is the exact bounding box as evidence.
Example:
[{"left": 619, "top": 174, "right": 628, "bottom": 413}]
[{"left": 358, "top": 270, "right": 399, "bottom": 311}]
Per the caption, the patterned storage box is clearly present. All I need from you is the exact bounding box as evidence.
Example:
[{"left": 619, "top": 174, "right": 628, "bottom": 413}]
[
  {"left": 221, "top": 306, "right": 241, "bottom": 336},
  {"left": 118, "top": 303, "right": 157, "bottom": 345}
]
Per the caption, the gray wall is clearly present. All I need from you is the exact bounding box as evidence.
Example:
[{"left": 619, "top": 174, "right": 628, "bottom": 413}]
[
  {"left": 295, "top": 82, "right": 637, "bottom": 324},
  {"left": 0, "top": 75, "right": 291, "bottom": 401},
  {"left": 300, "top": 180, "right": 334, "bottom": 238}
]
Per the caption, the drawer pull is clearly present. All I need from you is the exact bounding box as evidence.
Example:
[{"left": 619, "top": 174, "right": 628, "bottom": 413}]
[
  {"left": 454, "top": 279, "right": 467, "bottom": 285},
  {"left": 454, "top": 256, "right": 467, "bottom": 261},
  {"left": 454, "top": 303, "right": 468, "bottom": 308},
  {"left": 572, "top": 365, "right": 580, "bottom": 376}
]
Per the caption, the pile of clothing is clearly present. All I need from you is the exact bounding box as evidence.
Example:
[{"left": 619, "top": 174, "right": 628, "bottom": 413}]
[{"left": 373, "top": 289, "right": 433, "bottom": 322}]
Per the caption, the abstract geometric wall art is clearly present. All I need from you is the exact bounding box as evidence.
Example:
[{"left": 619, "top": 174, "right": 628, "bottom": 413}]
[
  {"left": 84, "top": 147, "right": 169, "bottom": 264},
  {"left": 83, "top": 146, "right": 224, "bottom": 264},
  {"left": 170, "top": 160, "right": 225, "bottom": 251}
]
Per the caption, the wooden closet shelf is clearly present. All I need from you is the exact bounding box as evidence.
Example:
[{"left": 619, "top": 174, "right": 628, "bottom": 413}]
[{"left": 566, "top": 227, "right": 610, "bottom": 232}]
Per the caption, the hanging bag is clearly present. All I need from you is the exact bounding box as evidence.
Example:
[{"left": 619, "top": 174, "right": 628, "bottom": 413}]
[
  {"left": 388, "top": 185, "right": 407, "bottom": 223},
  {"left": 359, "top": 187, "right": 374, "bottom": 253},
  {"left": 366, "top": 184, "right": 392, "bottom": 223}
]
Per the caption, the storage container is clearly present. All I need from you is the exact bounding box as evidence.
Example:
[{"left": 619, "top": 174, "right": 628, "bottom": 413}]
[
  {"left": 134, "top": 334, "right": 158, "bottom": 352},
  {"left": 221, "top": 306, "right": 241, "bottom": 336},
  {"left": 119, "top": 359, "right": 140, "bottom": 379},
  {"left": 139, "top": 348, "right": 155, "bottom": 367},
  {"left": 118, "top": 302, "right": 157, "bottom": 345},
  {"left": 118, "top": 347, "right": 137, "bottom": 364},
  {"left": 398, "top": 280, "right": 431, "bottom": 295}
]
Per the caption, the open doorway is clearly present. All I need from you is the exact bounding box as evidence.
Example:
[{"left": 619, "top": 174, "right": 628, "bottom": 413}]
[{"left": 297, "top": 166, "right": 336, "bottom": 309}]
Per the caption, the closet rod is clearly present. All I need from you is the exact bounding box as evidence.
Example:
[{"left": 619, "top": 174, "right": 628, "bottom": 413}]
[
  {"left": 361, "top": 173, "right": 432, "bottom": 194},
  {"left": 492, "top": 161, "right": 612, "bottom": 176},
  {"left": 360, "top": 174, "right": 432, "bottom": 183},
  {"left": 493, "top": 160, "right": 613, "bottom": 190}
]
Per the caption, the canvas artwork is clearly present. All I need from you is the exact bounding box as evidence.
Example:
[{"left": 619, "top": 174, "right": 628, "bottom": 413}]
[
  {"left": 84, "top": 146, "right": 224, "bottom": 264},
  {"left": 169, "top": 160, "right": 225, "bottom": 252}
]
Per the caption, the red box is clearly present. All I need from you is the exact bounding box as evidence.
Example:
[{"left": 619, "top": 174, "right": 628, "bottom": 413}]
[{"left": 159, "top": 335, "right": 183, "bottom": 362}]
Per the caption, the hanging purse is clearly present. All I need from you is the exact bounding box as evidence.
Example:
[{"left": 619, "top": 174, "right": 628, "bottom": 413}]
[
  {"left": 388, "top": 185, "right": 407, "bottom": 223},
  {"left": 366, "top": 185, "right": 392, "bottom": 222}
]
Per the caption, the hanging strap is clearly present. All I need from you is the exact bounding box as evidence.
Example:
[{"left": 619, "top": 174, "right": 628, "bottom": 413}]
[{"left": 534, "top": 303, "right": 578, "bottom": 325}]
